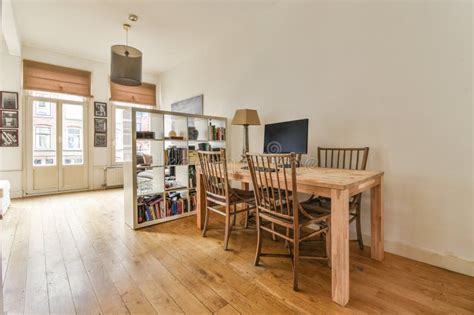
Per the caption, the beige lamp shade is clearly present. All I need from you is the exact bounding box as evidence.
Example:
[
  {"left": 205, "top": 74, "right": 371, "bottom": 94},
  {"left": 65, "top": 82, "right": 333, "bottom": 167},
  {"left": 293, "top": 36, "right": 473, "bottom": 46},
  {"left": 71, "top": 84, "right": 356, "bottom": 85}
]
[{"left": 231, "top": 109, "right": 261, "bottom": 126}]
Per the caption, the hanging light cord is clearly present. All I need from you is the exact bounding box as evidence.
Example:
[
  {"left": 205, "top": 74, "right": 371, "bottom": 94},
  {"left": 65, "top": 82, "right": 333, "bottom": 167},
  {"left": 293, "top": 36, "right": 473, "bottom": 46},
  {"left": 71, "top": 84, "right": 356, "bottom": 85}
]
[{"left": 124, "top": 24, "right": 130, "bottom": 57}]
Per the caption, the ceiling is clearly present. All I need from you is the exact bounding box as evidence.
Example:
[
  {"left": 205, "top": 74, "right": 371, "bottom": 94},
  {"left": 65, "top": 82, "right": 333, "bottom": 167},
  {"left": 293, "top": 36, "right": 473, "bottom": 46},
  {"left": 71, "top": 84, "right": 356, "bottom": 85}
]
[{"left": 12, "top": 0, "right": 275, "bottom": 74}]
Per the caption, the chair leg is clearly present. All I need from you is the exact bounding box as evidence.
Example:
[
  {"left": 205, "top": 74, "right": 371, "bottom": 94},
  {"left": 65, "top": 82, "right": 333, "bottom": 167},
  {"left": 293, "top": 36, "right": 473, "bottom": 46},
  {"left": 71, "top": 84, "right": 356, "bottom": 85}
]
[
  {"left": 201, "top": 205, "right": 209, "bottom": 237},
  {"left": 224, "top": 207, "right": 232, "bottom": 250},
  {"left": 244, "top": 205, "right": 249, "bottom": 228},
  {"left": 233, "top": 204, "right": 237, "bottom": 227},
  {"left": 271, "top": 223, "right": 277, "bottom": 241},
  {"left": 325, "top": 219, "right": 331, "bottom": 268},
  {"left": 293, "top": 227, "right": 300, "bottom": 291},
  {"left": 254, "top": 215, "right": 262, "bottom": 266},
  {"left": 356, "top": 205, "right": 364, "bottom": 250}
]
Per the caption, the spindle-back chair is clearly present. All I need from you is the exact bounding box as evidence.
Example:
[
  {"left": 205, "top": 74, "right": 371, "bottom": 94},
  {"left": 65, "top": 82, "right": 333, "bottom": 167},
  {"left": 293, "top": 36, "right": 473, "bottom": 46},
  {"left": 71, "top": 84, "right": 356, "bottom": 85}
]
[
  {"left": 303, "top": 147, "right": 369, "bottom": 249},
  {"left": 198, "top": 149, "right": 256, "bottom": 250},
  {"left": 246, "top": 152, "right": 331, "bottom": 290}
]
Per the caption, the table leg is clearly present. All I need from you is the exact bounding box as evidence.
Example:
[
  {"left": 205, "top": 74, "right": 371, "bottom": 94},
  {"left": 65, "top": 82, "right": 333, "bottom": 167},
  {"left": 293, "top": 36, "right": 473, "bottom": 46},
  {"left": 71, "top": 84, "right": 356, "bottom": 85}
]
[
  {"left": 371, "top": 176, "right": 384, "bottom": 261},
  {"left": 196, "top": 172, "right": 206, "bottom": 230},
  {"left": 331, "top": 188, "right": 350, "bottom": 306}
]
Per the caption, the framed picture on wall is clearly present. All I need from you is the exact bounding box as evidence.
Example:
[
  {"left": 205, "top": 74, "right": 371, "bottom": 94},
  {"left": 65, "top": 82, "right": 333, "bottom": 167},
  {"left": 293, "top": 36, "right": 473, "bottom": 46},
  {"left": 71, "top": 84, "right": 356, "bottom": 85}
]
[
  {"left": 0, "top": 129, "right": 19, "bottom": 147},
  {"left": 1, "top": 91, "right": 19, "bottom": 110},
  {"left": 94, "top": 133, "right": 107, "bottom": 147},
  {"left": 94, "top": 118, "right": 107, "bottom": 132},
  {"left": 0, "top": 110, "right": 19, "bottom": 128},
  {"left": 94, "top": 102, "right": 107, "bottom": 117}
]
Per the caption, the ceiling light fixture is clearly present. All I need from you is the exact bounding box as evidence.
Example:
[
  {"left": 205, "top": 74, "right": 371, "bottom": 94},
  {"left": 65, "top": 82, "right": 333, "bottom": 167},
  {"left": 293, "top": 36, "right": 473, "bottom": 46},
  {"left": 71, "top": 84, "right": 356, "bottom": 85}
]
[{"left": 110, "top": 18, "right": 142, "bottom": 86}]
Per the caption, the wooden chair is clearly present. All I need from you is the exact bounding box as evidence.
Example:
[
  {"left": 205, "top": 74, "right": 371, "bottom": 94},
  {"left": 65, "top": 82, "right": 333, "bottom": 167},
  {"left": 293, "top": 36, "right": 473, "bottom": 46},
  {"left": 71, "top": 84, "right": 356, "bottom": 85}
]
[
  {"left": 302, "top": 147, "right": 369, "bottom": 250},
  {"left": 198, "top": 149, "right": 256, "bottom": 250},
  {"left": 246, "top": 152, "right": 331, "bottom": 290}
]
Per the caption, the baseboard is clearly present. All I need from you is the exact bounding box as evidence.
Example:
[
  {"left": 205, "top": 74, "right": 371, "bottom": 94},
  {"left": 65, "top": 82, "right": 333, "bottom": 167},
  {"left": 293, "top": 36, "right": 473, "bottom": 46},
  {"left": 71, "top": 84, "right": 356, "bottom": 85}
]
[{"left": 358, "top": 232, "right": 474, "bottom": 277}]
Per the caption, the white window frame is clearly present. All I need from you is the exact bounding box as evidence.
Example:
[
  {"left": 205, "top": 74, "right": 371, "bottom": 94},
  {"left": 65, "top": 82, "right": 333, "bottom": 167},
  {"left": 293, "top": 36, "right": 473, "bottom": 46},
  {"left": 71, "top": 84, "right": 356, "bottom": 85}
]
[
  {"left": 65, "top": 126, "right": 82, "bottom": 150},
  {"left": 111, "top": 101, "right": 154, "bottom": 166},
  {"left": 35, "top": 125, "right": 52, "bottom": 150},
  {"left": 34, "top": 101, "right": 52, "bottom": 117}
]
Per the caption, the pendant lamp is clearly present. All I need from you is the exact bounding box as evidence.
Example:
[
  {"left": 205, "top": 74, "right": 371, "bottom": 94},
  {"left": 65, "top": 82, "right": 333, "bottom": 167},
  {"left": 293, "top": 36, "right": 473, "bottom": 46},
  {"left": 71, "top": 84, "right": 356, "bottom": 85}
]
[{"left": 111, "top": 19, "right": 142, "bottom": 86}]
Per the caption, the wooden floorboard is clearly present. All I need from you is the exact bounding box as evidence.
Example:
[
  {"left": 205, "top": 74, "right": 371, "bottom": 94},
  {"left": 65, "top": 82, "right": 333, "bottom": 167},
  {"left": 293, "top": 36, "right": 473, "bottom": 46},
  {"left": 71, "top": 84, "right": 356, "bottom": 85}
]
[{"left": 3, "top": 189, "right": 473, "bottom": 314}]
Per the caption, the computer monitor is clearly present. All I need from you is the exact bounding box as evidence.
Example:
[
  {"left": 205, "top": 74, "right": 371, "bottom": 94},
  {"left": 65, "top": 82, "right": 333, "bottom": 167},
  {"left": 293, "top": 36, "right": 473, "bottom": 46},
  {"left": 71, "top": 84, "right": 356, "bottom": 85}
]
[{"left": 263, "top": 119, "right": 308, "bottom": 154}]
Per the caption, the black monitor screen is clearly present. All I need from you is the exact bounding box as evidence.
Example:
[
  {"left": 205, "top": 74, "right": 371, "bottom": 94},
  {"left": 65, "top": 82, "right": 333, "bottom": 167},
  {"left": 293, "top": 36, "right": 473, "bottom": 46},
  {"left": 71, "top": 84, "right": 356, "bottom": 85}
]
[{"left": 263, "top": 119, "right": 308, "bottom": 154}]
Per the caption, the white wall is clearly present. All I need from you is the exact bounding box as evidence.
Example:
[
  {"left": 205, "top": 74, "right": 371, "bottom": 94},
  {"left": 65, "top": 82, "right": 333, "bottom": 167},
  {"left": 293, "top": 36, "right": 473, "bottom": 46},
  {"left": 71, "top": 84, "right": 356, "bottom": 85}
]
[
  {"left": 160, "top": 2, "right": 473, "bottom": 275},
  {"left": 0, "top": 44, "right": 160, "bottom": 196}
]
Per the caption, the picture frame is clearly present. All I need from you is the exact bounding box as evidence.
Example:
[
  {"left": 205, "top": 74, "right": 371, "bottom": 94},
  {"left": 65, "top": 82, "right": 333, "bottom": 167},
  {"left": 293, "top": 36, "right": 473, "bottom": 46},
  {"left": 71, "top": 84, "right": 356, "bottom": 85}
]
[
  {"left": 171, "top": 94, "right": 203, "bottom": 115},
  {"left": 0, "top": 129, "right": 19, "bottom": 147},
  {"left": 0, "top": 110, "right": 19, "bottom": 128},
  {"left": 94, "top": 118, "right": 107, "bottom": 132},
  {"left": 94, "top": 132, "right": 107, "bottom": 147},
  {"left": 1, "top": 91, "right": 19, "bottom": 110},
  {"left": 94, "top": 102, "right": 107, "bottom": 117}
]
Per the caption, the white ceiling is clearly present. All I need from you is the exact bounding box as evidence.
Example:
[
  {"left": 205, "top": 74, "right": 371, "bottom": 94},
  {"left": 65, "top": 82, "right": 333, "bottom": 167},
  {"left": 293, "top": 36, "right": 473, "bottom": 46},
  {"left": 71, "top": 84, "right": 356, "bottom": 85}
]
[{"left": 13, "top": 0, "right": 275, "bottom": 74}]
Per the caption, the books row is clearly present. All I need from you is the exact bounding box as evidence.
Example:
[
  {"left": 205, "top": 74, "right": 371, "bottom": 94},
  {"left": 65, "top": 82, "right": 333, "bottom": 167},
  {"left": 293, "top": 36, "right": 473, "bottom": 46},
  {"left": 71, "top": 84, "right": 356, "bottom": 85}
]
[
  {"left": 165, "top": 146, "right": 187, "bottom": 165},
  {"left": 137, "top": 192, "right": 190, "bottom": 224},
  {"left": 208, "top": 124, "right": 225, "bottom": 141}
]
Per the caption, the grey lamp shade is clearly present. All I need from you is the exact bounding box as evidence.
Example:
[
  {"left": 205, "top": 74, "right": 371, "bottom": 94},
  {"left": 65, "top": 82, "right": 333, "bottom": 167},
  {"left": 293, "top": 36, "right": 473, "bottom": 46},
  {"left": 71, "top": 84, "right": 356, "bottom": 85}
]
[{"left": 111, "top": 45, "right": 142, "bottom": 86}]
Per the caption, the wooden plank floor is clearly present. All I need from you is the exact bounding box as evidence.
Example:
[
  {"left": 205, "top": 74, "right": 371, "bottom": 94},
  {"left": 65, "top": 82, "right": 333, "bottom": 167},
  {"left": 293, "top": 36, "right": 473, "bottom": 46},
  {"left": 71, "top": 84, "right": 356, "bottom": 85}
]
[{"left": 2, "top": 189, "right": 473, "bottom": 314}]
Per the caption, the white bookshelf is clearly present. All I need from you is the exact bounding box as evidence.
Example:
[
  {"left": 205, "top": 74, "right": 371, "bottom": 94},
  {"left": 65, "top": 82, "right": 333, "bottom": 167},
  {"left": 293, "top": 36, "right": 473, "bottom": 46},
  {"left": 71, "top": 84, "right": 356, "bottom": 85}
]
[{"left": 123, "top": 108, "right": 227, "bottom": 230}]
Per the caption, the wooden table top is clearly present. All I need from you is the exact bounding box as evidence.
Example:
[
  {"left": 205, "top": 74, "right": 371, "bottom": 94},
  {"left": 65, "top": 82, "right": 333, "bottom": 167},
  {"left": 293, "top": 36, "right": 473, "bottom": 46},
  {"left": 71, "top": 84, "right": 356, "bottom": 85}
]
[{"left": 203, "top": 162, "right": 384, "bottom": 191}]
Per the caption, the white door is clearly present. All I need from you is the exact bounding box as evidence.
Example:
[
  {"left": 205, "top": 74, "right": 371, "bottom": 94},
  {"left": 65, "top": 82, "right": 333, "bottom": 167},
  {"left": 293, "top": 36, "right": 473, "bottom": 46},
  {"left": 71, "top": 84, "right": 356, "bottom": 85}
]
[{"left": 26, "top": 96, "right": 89, "bottom": 195}]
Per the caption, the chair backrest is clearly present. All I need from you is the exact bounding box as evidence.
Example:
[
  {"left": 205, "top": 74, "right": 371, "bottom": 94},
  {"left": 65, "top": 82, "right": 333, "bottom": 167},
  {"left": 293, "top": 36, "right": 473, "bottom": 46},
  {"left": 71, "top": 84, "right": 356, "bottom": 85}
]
[
  {"left": 317, "top": 147, "right": 369, "bottom": 170},
  {"left": 246, "top": 153, "right": 299, "bottom": 224},
  {"left": 198, "top": 149, "right": 230, "bottom": 203}
]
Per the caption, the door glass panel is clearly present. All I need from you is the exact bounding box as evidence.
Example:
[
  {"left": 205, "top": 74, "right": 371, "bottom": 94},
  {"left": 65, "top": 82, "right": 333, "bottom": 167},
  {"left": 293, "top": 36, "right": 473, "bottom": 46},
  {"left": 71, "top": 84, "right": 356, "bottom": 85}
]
[
  {"left": 33, "top": 101, "right": 57, "bottom": 166},
  {"left": 62, "top": 104, "right": 84, "bottom": 165}
]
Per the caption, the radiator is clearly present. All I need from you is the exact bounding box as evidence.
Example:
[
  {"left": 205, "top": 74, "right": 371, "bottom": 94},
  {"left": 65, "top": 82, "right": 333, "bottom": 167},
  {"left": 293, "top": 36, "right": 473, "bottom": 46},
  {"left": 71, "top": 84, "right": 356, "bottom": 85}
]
[{"left": 104, "top": 166, "right": 124, "bottom": 188}]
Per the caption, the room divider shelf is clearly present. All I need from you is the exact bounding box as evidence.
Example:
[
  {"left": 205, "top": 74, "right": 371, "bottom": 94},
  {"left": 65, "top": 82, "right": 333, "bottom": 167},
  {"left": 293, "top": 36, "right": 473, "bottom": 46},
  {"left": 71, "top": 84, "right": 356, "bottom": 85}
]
[{"left": 123, "top": 108, "right": 227, "bottom": 230}]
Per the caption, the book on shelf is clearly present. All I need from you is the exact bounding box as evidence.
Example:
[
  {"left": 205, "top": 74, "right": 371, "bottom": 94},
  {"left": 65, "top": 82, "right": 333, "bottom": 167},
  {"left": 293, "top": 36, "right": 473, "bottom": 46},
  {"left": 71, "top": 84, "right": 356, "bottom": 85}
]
[
  {"left": 190, "top": 191, "right": 197, "bottom": 211},
  {"left": 166, "top": 191, "right": 188, "bottom": 216},
  {"left": 188, "top": 165, "right": 196, "bottom": 188},
  {"left": 208, "top": 123, "right": 226, "bottom": 141},
  {"left": 137, "top": 194, "right": 164, "bottom": 223},
  {"left": 165, "top": 146, "right": 187, "bottom": 165}
]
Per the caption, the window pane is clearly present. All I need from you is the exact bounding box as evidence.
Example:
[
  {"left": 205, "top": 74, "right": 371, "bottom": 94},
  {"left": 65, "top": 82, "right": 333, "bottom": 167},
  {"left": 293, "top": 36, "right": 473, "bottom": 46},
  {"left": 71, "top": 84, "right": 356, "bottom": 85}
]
[
  {"left": 62, "top": 104, "right": 84, "bottom": 165},
  {"left": 33, "top": 101, "right": 56, "bottom": 166}
]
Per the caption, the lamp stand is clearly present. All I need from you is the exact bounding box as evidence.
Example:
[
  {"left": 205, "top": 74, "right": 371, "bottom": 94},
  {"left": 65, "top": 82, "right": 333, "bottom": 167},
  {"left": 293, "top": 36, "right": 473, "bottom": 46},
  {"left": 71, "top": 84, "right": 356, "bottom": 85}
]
[{"left": 240, "top": 124, "right": 249, "bottom": 163}]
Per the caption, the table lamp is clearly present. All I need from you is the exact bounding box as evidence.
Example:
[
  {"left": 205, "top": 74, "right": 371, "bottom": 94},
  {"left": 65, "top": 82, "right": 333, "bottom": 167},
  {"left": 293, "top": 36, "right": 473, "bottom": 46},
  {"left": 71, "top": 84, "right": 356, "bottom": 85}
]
[{"left": 231, "top": 109, "right": 261, "bottom": 163}]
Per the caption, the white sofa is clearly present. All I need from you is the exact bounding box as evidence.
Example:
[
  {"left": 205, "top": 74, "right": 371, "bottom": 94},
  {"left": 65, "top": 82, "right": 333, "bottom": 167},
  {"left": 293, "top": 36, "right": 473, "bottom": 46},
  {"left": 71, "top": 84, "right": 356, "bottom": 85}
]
[{"left": 0, "top": 180, "right": 11, "bottom": 218}]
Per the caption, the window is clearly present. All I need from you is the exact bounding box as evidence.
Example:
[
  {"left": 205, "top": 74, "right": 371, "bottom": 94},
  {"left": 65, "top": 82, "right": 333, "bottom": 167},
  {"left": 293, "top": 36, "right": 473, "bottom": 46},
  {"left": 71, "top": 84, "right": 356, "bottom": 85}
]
[
  {"left": 62, "top": 104, "right": 84, "bottom": 165},
  {"left": 34, "top": 101, "right": 52, "bottom": 117},
  {"left": 66, "top": 127, "right": 81, "bottom": 150},
  {"left": 35, "top": 126, "right": 52, "bottom": 150},
  {"left": 113, "top": 102, "right": 153, "bottom": 163}
]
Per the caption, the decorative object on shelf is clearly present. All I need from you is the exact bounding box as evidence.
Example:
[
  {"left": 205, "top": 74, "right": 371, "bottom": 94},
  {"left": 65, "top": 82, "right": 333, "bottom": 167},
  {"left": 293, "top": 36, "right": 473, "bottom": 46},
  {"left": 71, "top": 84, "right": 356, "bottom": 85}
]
[
  {"left": 94, "top": 133, "right": 107, "bottom": 147},
  {"left": 94, "top": 102, "right": 107, "bottom": 117},
  {"left": 1, "top": 91, "right": 18, "bottom": 110},
  {"left": 171, "top": 94, "right": 203, "bottom": 115},
  {"left": 0, "top": 129, "right": 18, "bottom": 147},
  {"left": 111, "top": 15, "right": 142, "bottom": 86},
  {"left": 168, "top": 130, "right": 177, "bottom": 138},
  {"left": 198, "top": 142, "right": 211, "bottom": 151},
  {"left": 136, "top": 131, "right": 155, "bottom": 139},
  {"left": 188, "top": 126, "right": 199, "bottom": 140},
  {"left": 231, "top": 109, "right": 261, "bottom": 162},
  {"left": 94, "top": 118, "right": 107, "bottom": 133},
  {"left": 1, "top": 110, "right": 18, "bottom": 128}
]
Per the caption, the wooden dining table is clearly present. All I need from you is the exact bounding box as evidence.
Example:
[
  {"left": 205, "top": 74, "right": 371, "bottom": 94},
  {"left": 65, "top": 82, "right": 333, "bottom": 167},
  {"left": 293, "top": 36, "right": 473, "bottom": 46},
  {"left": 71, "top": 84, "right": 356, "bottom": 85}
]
[{"left": 195, "top": 162, "right": 384, "bottom": 306}]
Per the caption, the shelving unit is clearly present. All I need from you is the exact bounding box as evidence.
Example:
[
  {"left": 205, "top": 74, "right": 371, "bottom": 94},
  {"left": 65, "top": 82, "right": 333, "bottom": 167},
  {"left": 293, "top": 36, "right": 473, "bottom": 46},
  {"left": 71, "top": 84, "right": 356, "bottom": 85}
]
[{"left": 123, "top": 108, "right": 227, "bottom": 229}]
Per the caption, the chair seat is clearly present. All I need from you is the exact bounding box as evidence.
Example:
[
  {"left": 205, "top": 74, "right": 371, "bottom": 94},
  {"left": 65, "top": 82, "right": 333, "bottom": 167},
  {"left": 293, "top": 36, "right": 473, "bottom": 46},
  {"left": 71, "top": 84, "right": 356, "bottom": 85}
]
[
  {"left": 259, "top": 201, "right": 330, "bottom": 228},
  {"left": 301, "top": 196, "right": 358, "bottom": 213},
  {"left": 230, "top": 188, "right": 255, "bottom": 204}
]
